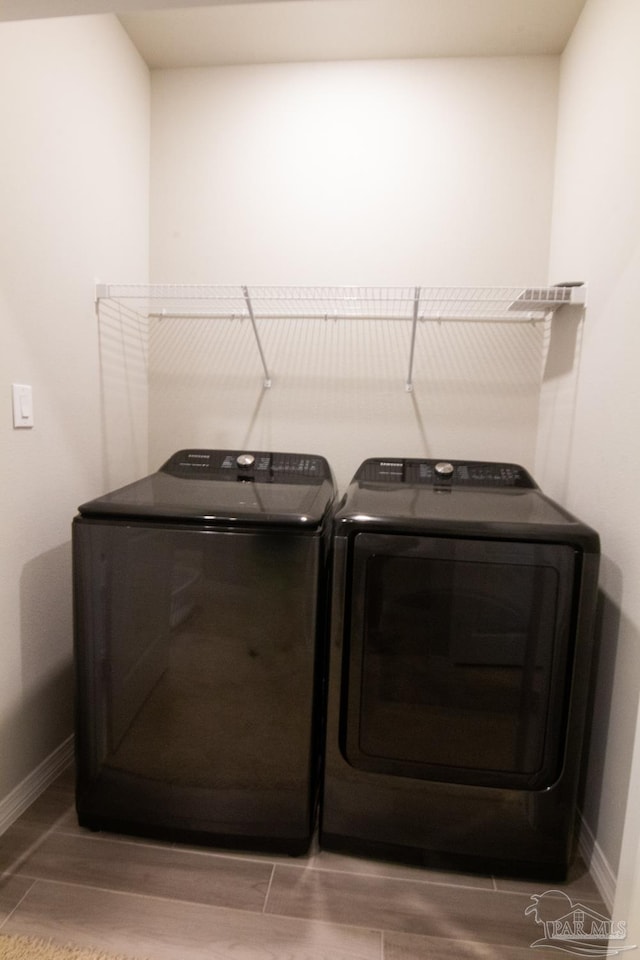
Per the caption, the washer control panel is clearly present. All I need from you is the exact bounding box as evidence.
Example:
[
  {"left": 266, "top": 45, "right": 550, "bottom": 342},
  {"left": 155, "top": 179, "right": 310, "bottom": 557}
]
[
  {"left": 161, "top": 449, "right": 331, "bottom": 484},
  {"left": 355, "top": 458, "right": 536, "bottom": 488}
]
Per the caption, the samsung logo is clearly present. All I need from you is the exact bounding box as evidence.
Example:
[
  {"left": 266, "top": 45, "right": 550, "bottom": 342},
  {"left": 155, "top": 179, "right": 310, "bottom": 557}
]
[{"left": 379, "top": 461, "right": 402, "bottom": 467}]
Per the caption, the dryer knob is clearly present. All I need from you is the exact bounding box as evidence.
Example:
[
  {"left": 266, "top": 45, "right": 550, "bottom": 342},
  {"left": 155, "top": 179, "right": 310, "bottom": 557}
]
[
  {"left": 236, "top": 454, "right": 255, "bottom": 469},
  {"left": 435, "top": 461, "right": 455, "bottom": 477}
]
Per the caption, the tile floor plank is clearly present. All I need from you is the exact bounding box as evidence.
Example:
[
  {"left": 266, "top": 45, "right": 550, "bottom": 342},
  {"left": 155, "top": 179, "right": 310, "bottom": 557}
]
[
  {"left": 1, "top": 823, "right": 46, "bottom": 876},
  {"left": 0, "top": 875, "right": 35, "bottom": 925},
  {"left": 266, "top": 863, "right": 544, "bottom": 947},
  {"left": 383, "top": 929, "right": 583, "bottom": 959},
  {"left": 14, "top": 832, "right": 273, "bottom": 912},
  {"left": 15, "top": 769, "right": 75, "bottom": 830},
  {"left": 493, "top": 859, "right": 605, "bottom": 901},
  {"left": 309, "top": 849, "right": 494, "bottom": 889},
  {"left": 4, "top": 879, "right": 383, "bottom": 960}
]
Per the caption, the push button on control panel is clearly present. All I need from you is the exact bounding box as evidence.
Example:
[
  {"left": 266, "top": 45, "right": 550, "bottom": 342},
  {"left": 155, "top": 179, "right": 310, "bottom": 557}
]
[
  {"left": 236, "top": 453, "right": 256, "bottom": 481},
  {"left": 434, "top": 461, "right": 455, "bottom": 491}
]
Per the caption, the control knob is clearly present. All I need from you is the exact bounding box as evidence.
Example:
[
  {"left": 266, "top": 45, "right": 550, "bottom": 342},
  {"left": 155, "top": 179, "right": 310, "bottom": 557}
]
[{"left": 434, "top": 461, "right": 455, "bottom": 478}]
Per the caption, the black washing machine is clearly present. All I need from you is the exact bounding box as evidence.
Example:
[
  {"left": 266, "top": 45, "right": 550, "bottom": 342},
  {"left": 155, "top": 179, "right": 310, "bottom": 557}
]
[
  {"left": 73, "top": 449, "right": 336, "bottom": 854},
  {"left": 320, "top": 457, "right": 600, "bottom": 879}
]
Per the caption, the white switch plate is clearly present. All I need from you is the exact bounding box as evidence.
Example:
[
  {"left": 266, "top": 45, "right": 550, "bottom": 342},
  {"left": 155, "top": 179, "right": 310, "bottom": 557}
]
[{"left": 12, "top": 383, "right": 34, "bottom": 428}]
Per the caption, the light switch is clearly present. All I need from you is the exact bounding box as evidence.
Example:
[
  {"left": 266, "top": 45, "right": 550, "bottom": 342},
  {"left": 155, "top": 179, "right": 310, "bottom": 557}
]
[{"left": 12, "top": 384, "right": 34, "bottom": 428}]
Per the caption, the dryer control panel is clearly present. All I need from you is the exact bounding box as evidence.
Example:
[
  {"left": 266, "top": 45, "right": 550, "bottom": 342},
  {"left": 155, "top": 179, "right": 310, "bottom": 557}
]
[
  {"left": 161, "top": 449, "right": 332, "bottom": 484},
  {"left": 355, "top": 458, "right": 536, "bottom": 489}
]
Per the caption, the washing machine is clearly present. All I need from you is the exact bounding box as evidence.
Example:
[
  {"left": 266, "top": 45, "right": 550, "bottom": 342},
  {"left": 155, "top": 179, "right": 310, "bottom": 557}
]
[
  {"left": 73, "top": 448, "right": 336, "bottom": 854},
  {"left": 320, "top": 457, "right": 600, "bottom": 879}
]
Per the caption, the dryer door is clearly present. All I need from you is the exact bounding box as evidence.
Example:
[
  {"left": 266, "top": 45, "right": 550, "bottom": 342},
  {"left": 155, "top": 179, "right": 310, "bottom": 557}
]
[{"left": 341, "top": 534, "right": 577, "bottom": 789}]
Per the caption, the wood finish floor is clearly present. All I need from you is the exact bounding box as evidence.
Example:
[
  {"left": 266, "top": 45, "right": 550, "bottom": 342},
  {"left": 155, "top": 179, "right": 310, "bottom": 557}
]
[{"left": 0, "top": 767, "right": 608, "bottom": 960}]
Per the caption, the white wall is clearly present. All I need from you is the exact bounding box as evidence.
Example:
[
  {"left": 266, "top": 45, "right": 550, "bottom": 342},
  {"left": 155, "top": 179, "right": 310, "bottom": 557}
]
[
  {"left": 538, "top": 0, "right": 640, "bottom": 929},
  {"left": 149, "top": 57, "right": 559, "bottom": 487},
  {"left": 0, "top": 14, "right": 149, "bottom": 802}
]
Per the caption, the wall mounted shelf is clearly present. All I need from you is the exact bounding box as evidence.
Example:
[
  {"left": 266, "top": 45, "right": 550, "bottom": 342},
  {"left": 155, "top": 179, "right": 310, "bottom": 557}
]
[{"left": 95, "top": 283, "right": 586, "bottom": 391}]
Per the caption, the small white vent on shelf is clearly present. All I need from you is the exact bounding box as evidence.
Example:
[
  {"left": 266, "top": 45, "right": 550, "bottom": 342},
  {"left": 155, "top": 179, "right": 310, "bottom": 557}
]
[{"left": 509, "top": 284, "right": 586, "bottom": 312}]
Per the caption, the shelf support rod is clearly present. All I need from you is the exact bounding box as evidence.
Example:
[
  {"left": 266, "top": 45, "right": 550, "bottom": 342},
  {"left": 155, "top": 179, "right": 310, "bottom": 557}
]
[
  {"left": 406, "top": 286, "right": 421, "bottom": 392},
  {"left": 242, "top": 285, "right": 272, "bottom": 388}
]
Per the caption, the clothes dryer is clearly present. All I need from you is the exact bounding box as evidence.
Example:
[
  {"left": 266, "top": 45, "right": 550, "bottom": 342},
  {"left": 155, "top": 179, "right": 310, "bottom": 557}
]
[
  {"left": 320, "top": 458, "right": 599, "bottom": 879},
  {"left": 74, "top": 449, "right": 336, "bottom": 854}
]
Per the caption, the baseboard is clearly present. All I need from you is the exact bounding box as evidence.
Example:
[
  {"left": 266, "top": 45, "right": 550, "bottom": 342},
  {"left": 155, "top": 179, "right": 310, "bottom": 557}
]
[
  {"left": 0, "top": 735, "right": 74, "bottom": 836},
  {"left": 578, "top": 810, "right": 617, "bottom": 912}
]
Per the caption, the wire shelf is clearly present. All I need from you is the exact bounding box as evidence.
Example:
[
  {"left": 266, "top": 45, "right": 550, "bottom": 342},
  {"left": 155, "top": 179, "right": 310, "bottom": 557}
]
[{"left": 95, "top": 283, "right": 586, "bottom": 389}]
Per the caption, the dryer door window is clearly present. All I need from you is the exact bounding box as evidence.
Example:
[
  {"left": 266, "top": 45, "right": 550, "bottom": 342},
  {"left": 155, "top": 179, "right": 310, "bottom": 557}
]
[{"left": 342, "top": 534, "right": 577, "bottom": 789}]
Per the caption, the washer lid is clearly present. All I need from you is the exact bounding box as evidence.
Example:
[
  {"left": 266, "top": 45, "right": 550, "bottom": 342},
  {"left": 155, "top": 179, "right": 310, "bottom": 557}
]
[
  {"left": 336, "top": 457, "right": 599, "bottom": 549},
  {"left": 77, "top": 449, "right": 336, "bottom": 527}
]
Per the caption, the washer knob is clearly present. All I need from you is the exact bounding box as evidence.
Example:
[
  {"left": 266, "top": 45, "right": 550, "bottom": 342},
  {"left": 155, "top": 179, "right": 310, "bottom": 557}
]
[
  {"left": 236, "top": 453, "right": 255, "bottom": 469},
  {"left": 435, "top": 461, "right": 455, "bottom": 477}
]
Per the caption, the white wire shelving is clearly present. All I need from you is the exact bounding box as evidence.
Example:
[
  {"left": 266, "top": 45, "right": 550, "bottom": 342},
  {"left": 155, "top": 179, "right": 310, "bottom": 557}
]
[{"left": 95, "top": 283, "right": 586, "bottom": 391}]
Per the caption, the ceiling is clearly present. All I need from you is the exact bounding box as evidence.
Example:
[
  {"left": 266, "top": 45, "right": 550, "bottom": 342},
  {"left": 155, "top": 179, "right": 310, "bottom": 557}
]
[{"left": 2, "top": 0, "right": 588, "bottom": 68}]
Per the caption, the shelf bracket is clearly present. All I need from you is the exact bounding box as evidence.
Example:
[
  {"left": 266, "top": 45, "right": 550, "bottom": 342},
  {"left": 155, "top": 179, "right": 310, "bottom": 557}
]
[
  {"left": 405, "top": 286, "right": 421, "bottom": 392},
  {"left": 242, "top": 286, "right": 272, "bottom": 388}
]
